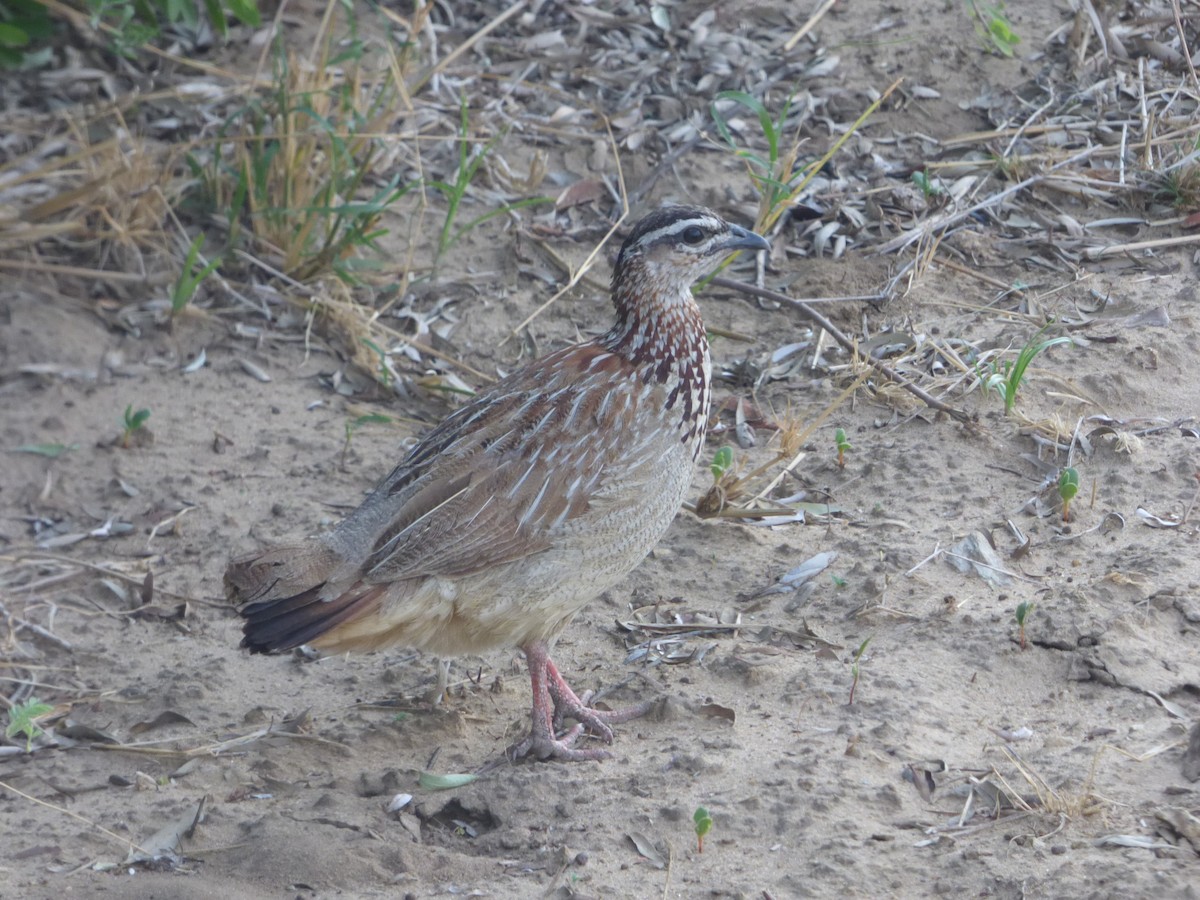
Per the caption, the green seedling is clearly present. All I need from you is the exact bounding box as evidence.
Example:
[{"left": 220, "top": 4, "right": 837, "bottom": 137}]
[
  {"left": 834, "top": 428, "right": 852, "bottom": 469},
  {"left": 427, "top": 96, "right": 552, "bottom": 270},
  {"left": 121, "top": 404, "right": 151, "bottom": 448},
  {"left": 5, "top": 697, "right": 53, "bottom": 752},
  {"left": 709, "top": 446, "right": 734, "bottom": 483},
  {"left": 966, "top": 0, "right": 1021, "bottom": 57},
  {"left": 705, "top": 82, "right": 898, "bottom": 276},
  {"left": 171, "top": 233, "right": 222, "bottom": 315},
  {"left": 910, "top": 169, "right": 943, "bottom": 199},
  {"left": 1058, "top": 467, "right": 1080, "bottom": 523},
  {"left": 977, "top": 323, "right": 1072, "bottom": 416},
  {"left": 360, "top": 338, "right": 394, "bottom": 388},
  {"left": 830, "top": 573, "right": 847, "bottom": 588},
  {"left": 848, "top": 636, "right": 871, "bottom": 705},
  {"left": 341, "top": 413, "right": 391, "bottom": 468},
  {"left": 1015, "top": 601, "right": 1035, "bottom": 651},
  {"left": 693, "top": 806, "right": 713, "bottom": 853},
  {"left": 1153, "top": 162, "right": 1200, "bottom": 210},
  {"left": 711, "top": 90, "right": 806, "bottom": 232}
]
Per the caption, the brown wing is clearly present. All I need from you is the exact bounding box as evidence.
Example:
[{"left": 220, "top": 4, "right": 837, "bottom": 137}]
[{"left": 341, "top": 343, "right": 644, "bottom": 585}]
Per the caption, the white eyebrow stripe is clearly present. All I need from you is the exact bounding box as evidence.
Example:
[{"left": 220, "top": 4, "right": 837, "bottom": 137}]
[{"left": 634, "top": 215, "right": 722, "bottom": 247}]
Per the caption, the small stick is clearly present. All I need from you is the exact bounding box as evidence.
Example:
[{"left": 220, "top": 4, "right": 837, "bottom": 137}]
[
  {"left": 506, "top": 117, "right": 628, "bottom": 338},
  {"left": 783, "top": 0, "right": 839, "bottom": 52},
  {"left": 506, "top": 213, "right": 628, "bottom": 339},
  {"left": 935, "top": 258, "right": 1021, "bottom": 293},
  {"left": 0, "top": 603, "right": 72, "bottom": 651},
  {"left": 904, "top": 543, "right": 942, "bottom": 578},
  {"left": 410, "top": 0, "right": 529, "bottom": 95},
  {"left": 1084, "top": 233, "right": 1200, "bottom": 259},
  {"left": 711, "top": 277, "right": 971, "bottom": 422},
  {"left": 1, "top": 553, "right": 206, "bottom": 605},
  {"left": 1181, "top": 473, "right": 1200, "bottom": 526},
  {"left": 0, "top": 259, "right": 167, "bottom": 284},
  {"left": 1171, "top": 0, "right": 1200, "bottom": 95}
]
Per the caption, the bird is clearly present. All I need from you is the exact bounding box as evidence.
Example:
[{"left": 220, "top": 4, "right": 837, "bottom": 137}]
[{"left": 225, "top": 206, "right": 771, "bottom": 761}]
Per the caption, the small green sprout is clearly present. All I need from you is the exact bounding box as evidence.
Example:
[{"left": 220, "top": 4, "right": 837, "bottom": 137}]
[
  {"left": 848, "top": 637, "right": 871, "bottom": 705},
  {"left": 427, "top": 96, "right": 553, "bottom": 270},
  {"left": 693, "top": 806, "right": 713, "bottom": 853},
  {"left": 830, "top": 573, "right": 847, "bottom": 588},
  {"left": 5, "top": 697, "right": 53, "bottom": 752},
  {"left": 360, "top": 338, "right": 393, "bottom": 388},
  {"left": 966, "top": 0, "right": 1021, "bottom": 57},
  {"left": 1058, "top": 467, "right": 1080, "bottom": 523},
  {"left": 121, "top": 404, "right": 151, "bottom": 448},
  {"left": 1015, "top": 601, "right": 1035, "bottom": 651},
  {"left": 709, "top": 446, "right": 734, "bottom": 483},
  {"left": 710, "top": 90, "right": 804, "bottom": 229},
  {"left": 977, "top": 324, "right": 1072, "bottom": 416},
  {"left": 910, "top": 169, "right": 943, "bottom": 199},
  {"left": 834, "top": 428, "right": 852, "bottom": 469},
  {"left": 170, "top": 233, "right": 222, "bottom": 316}
]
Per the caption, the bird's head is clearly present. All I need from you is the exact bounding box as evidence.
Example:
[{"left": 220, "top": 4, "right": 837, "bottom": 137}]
[{"left": 612, "top": 206, "right": 770, "bottom": 297}]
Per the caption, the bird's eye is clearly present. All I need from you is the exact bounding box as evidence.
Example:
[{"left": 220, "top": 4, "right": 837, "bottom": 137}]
[{"left": 681, "top": 225, "right": 705, "bottom": 244}]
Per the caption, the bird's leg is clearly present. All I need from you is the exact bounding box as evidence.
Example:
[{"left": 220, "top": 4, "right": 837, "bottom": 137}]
[
  {"left": 506, "top": 640, "right": 653, "bottom": 762},
  {"left": 507, "top": 640, "right": 596, "bottom": 761},
  {"left": 423, "top": 658, "right": 452, "bottom": 706}
]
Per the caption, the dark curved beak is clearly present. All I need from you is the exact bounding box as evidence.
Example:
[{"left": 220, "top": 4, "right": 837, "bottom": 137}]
[{"left": 719, "top": 223, "right": 771, "bottom": 254}]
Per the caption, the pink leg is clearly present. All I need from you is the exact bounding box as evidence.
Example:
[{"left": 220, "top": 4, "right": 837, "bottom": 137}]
[{"left": 506, "top": 640, "right": 655, "bottom": 762}]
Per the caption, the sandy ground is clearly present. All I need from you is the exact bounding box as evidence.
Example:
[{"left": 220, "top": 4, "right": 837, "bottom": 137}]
[{"left": 2, "top": 1, "right": 1200, "bottom": 897}]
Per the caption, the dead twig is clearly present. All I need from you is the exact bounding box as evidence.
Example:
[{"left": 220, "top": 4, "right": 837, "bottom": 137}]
[
  {"left": 783, "top": 0, "right": 839, "bottom": 52},
  {"left": 0, "top": 778, "right": 152, "bottom": 857},
  {"left": 711, "top": 276, "right": 971, "bottom": 422}
]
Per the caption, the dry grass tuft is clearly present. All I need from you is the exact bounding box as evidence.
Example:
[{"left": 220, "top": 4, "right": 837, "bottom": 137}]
[
  {"left": 193, "top": 5, "right": 414, "bottom": 283},
  {"left": 1, "top": 111, "right": 184, "bottom": 284},
  {"left": 994, "top": 746, "right": 1112, "bottom": 826}
]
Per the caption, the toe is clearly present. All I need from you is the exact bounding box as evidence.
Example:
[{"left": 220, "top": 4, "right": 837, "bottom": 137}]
[{"left": 507, "top": 728, "right": 612, "bottom": 763}]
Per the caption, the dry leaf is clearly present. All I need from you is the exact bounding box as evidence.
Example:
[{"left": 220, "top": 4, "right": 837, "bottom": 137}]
[
  {"left": 130, "top": 710, "right": 196, "bottom": 735},
  {"left": 699, "top": 703, "right": 735, "bottom": 723},
  {"left": 625, "top": 831, "right": 666, "bottom": 869}
]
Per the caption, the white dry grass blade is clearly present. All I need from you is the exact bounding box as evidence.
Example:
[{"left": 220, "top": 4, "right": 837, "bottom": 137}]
[{"left": 418, "top": 771, "right": 479, "bottom": 790}]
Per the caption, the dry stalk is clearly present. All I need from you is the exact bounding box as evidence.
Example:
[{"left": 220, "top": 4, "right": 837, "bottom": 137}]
[{"left": 0, "top": 779, "right": 152, "bottom": 857}]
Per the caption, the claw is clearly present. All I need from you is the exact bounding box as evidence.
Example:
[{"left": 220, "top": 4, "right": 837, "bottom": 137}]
[{"left": 508, "top": 639, "right": 653, "bottom": 763}]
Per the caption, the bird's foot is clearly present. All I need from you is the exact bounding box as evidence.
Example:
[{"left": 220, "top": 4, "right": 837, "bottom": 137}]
[
  {"left": 506, "top": 722, "right": 612, "bottom": 762},
  {"left": 550, "top": 688, "right": 658, "bottom": 741},
  {"left": 508, "top": 640, "right": 658, "bottom": 763}
]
